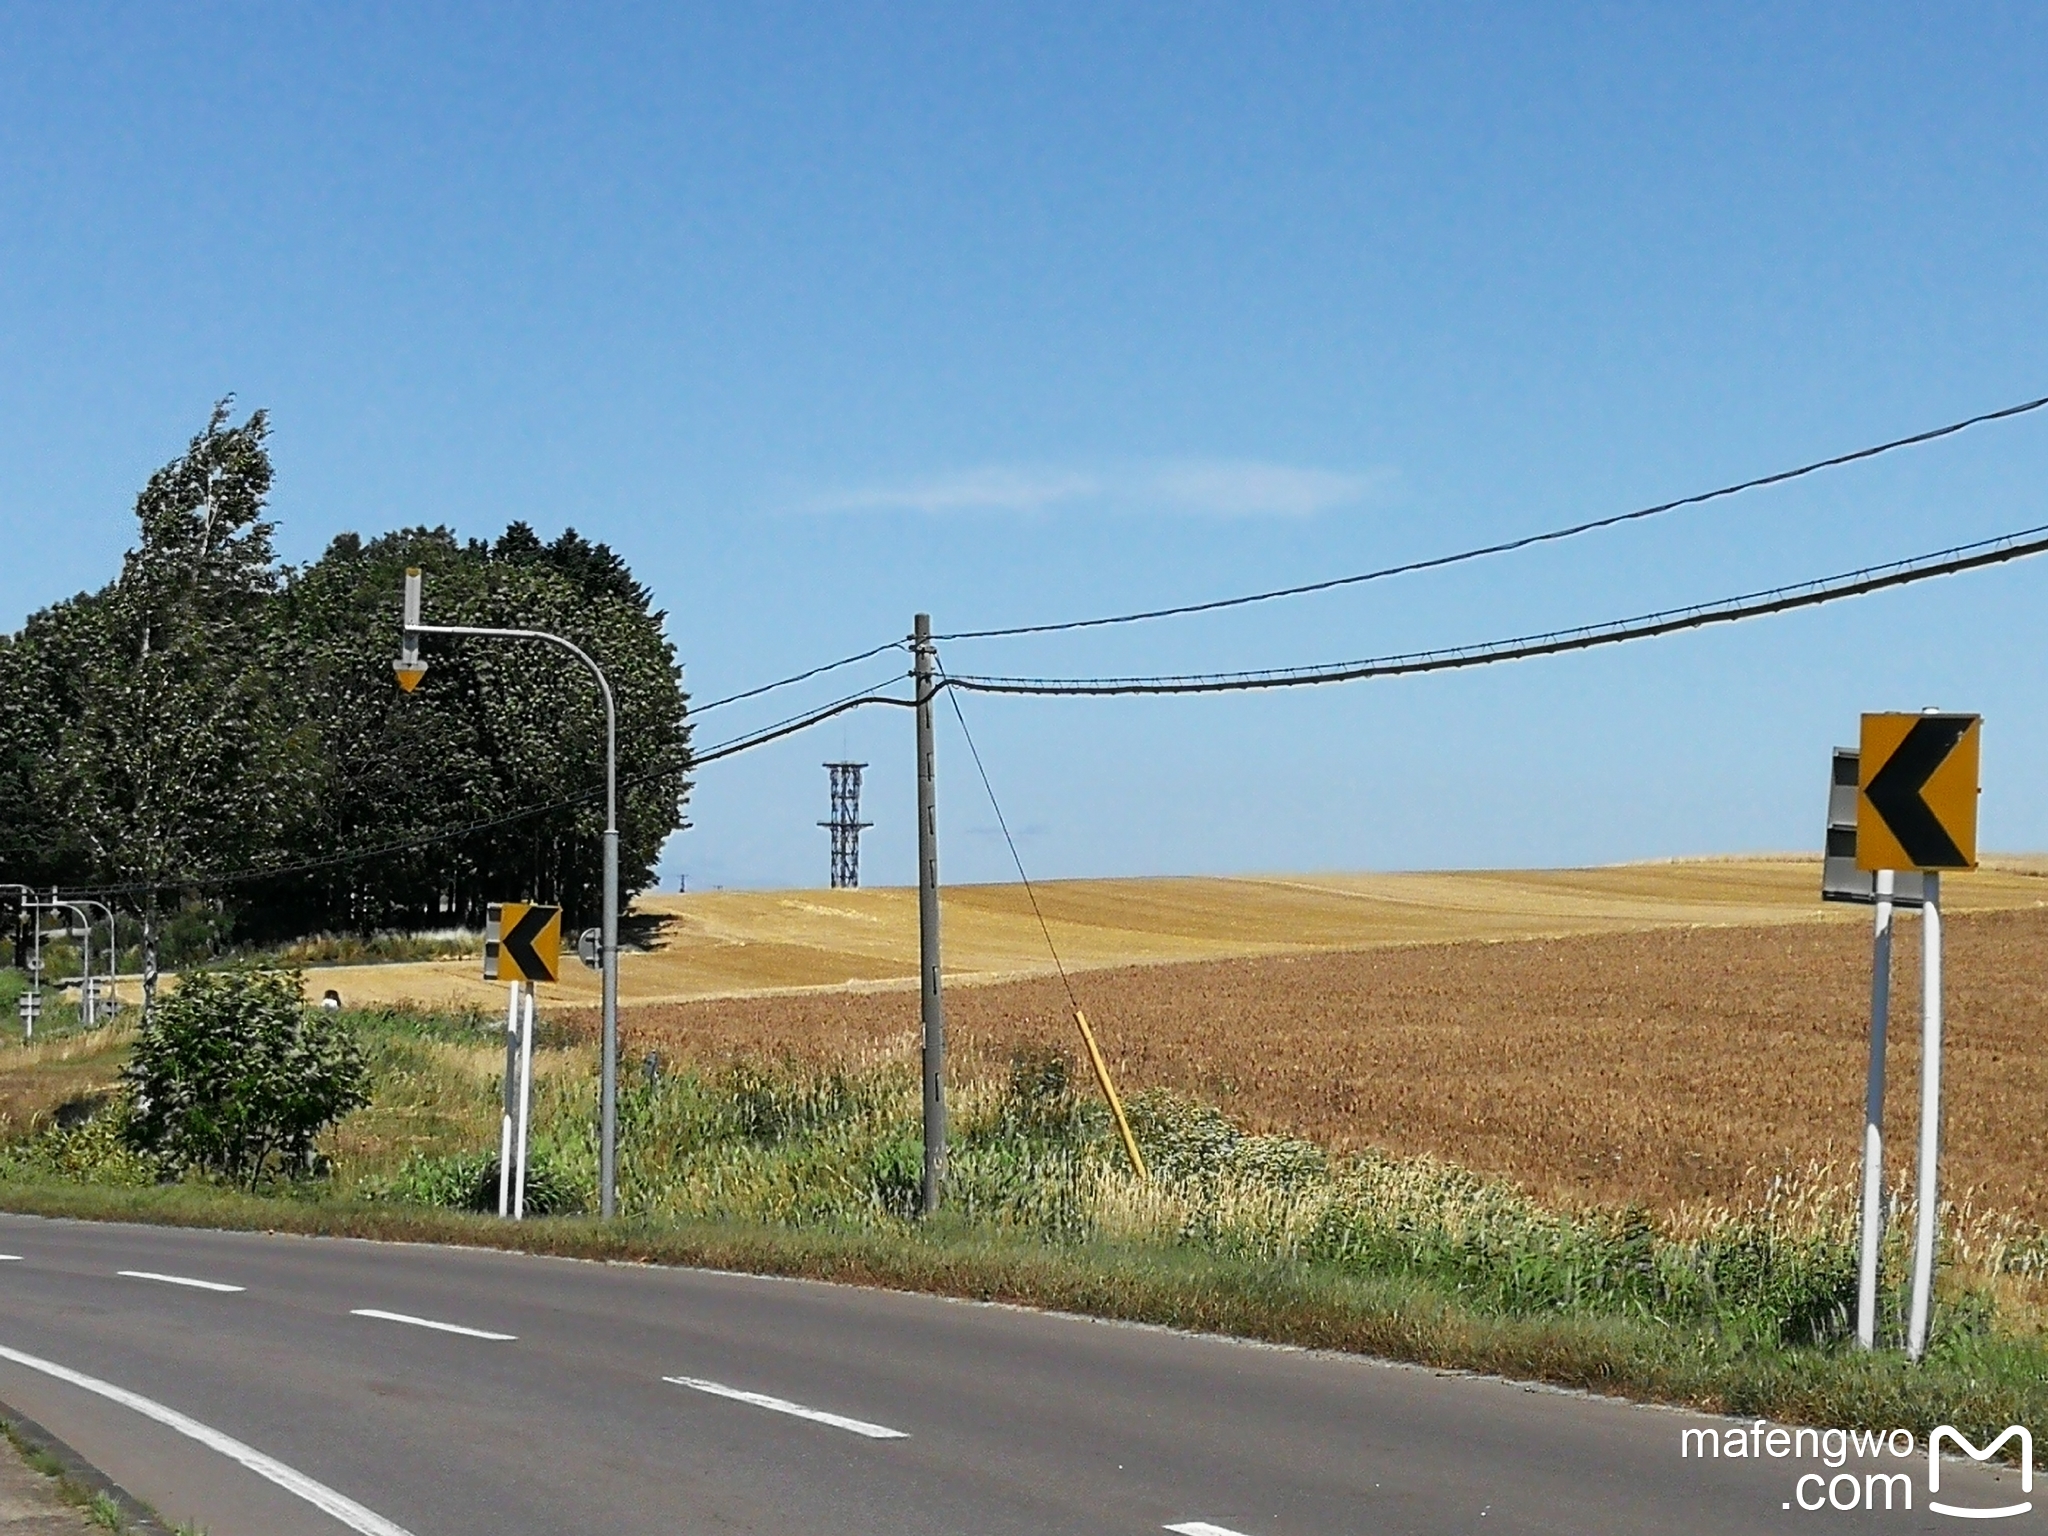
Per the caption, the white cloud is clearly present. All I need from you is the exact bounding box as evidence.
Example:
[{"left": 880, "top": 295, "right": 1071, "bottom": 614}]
[
  {"left": 812, "top": 466, "right": 1103, "bottom": 515},
  {"left": 1145, "top": 461, "right": 1381, "bottom": 517},
  {"left": 801, "top": 458, "right": 1385, "bottom": 518}
]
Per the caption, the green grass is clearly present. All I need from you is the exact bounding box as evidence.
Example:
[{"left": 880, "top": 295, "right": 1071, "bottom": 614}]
[{"left": 1, "top": 1004, "right": 2044, "bottom": 1453}]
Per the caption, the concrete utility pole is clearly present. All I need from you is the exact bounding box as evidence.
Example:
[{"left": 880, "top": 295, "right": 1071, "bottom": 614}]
[
  {"left": 395, "top": 568, "right": 623, "bottom": 1219},
  {"left": 913, "top": 614, "right": 945, "bottom": 1214}
]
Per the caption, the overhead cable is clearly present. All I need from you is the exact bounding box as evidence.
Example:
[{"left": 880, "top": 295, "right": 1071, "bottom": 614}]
[
  {"left": 24, "top": 683, "right": 915, "bottom": 898},
  {"left": 61, "top": 766, "right": 682, "bottom": 900},
  {"left": 691, "top": 640, "right": 906, "bottom": 716},
  {"left": 692, "top": 686, "right": 914, "bottom": 766},
  {"left": 934, "top": 392, "right": 2048, "bottom": 642},
  {"left": 935, "top": 662, "right": 1082, "bottom": 1013},
  {"left": 944, "top": 522, "right": 2048, "bottom": 696}
]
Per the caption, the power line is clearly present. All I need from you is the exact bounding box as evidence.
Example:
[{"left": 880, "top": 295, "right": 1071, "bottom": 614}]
[
  {"left": 691, "top": 640, "right": 906, "bottom": 716},
  {"left": 60, "top": 767, "right": 682, "bottom": 899},
  {"left": 692, "top": 686, "right": 913, "bottom": 766},
  {"left": 944, "top": 521, "right": 2048, "bottom": 696},
  {"left": 937, "top": 663, "right": 1081, "bottom": 1015},
  {"left": 934, "top": 392, "right": 2048, "bottom": 642},
  {"left": 19, "top": 682, "right": 911, "bottom": 900}
]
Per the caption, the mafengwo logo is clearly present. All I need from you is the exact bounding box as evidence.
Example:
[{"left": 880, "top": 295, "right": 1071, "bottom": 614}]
[
  {"left": 1680, "top": 1421, "right": 2032, "bottom": 1515},
  {"left": 1929, "top": 1426, "right": 2032, "bottom": 1520}
]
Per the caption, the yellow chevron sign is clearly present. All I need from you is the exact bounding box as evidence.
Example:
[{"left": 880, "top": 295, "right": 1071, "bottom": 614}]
[
  {"left": 1857, "top": 713, "right": 1980, "bottom": 872},
  {"left": 485, "top": 902, "right": 561, "bottom": 984}
]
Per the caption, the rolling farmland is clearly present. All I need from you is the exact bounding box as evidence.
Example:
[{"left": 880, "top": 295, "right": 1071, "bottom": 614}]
[
  {"left": 316, "top": 855, "right": 2048, "bottom": 1011},
  {"left": 308, "top": 856, "right": 2048, "bottom": 1220},
  {"left": 610, "top": 904, "right": 2048, "bottom": 1222}
]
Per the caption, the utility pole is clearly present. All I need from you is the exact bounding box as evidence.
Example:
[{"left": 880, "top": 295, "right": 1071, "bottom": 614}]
[
  {"left": 395, "top": 567, "right": 623, "bottom": 1219},
  {"left": 913, "top": 613, "right": 945, "bottom": 1214}
]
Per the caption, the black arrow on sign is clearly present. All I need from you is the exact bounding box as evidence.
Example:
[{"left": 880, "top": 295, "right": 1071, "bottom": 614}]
[
  {"left": 1866, "top": 716, "right": 1971, "bottom": 867},
  {"left": 501, "top": 905, "right": 558, "bottom": 981}
]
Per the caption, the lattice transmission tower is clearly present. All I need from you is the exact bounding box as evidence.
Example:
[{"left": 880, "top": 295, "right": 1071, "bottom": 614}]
[{"left": 820, "top": 762, "right": 873, "bottom": 888}]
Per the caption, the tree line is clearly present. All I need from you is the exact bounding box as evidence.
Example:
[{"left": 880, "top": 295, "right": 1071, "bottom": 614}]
[{"left": 0, "top": 403, "right": 691, "bottom": 956}]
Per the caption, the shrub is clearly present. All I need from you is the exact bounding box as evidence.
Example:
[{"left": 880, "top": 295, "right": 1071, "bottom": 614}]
[
  {"left": 0, "top": 1102, "right": 157, "bottom": 1187},
  {"left": 368, "top": 1148, "right": 586, "bottom": 1216},
  {"left": 122, "top": 967, "right": 368, "bottom": 1187}
]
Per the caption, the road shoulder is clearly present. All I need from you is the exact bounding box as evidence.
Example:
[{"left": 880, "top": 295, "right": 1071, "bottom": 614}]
[{"left": 0, "top": 1403, "right": 170, "bottom": 1534}]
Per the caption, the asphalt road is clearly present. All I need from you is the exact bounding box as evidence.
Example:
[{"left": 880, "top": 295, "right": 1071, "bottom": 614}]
[{"left": 0, "top": 1215, "right": 2034, "bottom": 1535}]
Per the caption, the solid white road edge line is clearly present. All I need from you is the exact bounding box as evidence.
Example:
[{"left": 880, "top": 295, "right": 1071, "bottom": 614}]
[
  {"left": 116, "top": 1271, "right": 243, "bottom": 1293},
  {"left": 1167, "top": 1523, "right": 1257, "bottom": 1536},
  {"left": 350, "top": 1308, "right": 516, "bottom": 1341},
  {"left": 662, "top": 1375, "right": 908, "bottom": 1439},
  {"left": 0, "top": 1341, "right": 415, "bottom": 1536}
]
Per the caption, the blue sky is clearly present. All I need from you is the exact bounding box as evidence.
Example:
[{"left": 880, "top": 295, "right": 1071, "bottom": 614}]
[{"left": 3, "top": 4, "right": 2046, "bottom": 889}]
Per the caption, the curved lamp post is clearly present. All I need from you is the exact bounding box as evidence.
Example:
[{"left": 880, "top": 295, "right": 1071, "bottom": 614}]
[{"left": 393, "top": 568, "right": 621, "bottom": 1219}]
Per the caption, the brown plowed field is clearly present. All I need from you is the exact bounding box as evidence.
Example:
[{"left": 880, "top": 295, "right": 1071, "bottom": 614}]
[{"left": 595, "top": 905, "right": 2048, "bottom": 1222}]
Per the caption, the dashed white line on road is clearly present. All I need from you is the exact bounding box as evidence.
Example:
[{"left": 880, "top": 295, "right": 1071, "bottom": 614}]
[
  {"left": 117, "top": 1270, "right": 243, "bottom": 1293},
  {"left": 350, "top": 1308, "right": 516, "bottom": 1341},
  {"left": 1167, "top": 1523, "right": 1257, "bottom": 1536},
  {"left": 0, "top": 1340, "right": 415, "bottom": 1536},
  {"left": 663, "top": 1375, "right": 908, "bottom": 1439},
  {"left": 0, "top": 1255, "right": 20, "bottom": 1262}
]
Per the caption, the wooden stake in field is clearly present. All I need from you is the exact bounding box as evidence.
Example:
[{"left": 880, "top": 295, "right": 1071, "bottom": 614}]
[{"left": 1074, "top": 1009, "right": 1148, "bottom": 1180}]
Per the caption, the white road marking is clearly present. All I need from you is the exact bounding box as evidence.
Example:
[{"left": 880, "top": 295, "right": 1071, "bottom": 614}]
[
  {"left": 350, "top": 1308, "right": 515, "bottom": 1341},
  {"left": 1168, "top": 1524, "right": 1257, "bottom": 1536},
  {"left": 0, "top": 1341, "right": 415, "bottom": 1536},
  {"left": 117, "top": 1270, "right": 243, "bottom": 1293},
  {"left": 662, "top": 1375, "right": 908, "bottom": 1439},
  {"left": 0, "top": 1255, "right": 20, "bottom": 1262}
]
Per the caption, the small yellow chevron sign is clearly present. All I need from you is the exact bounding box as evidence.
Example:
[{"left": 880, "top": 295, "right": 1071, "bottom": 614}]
[
  {"left": 1857, "top": 713, "right": 1980, "bottom": 871},
  {"left": 485, "top": 902, "right": 561, "bottom": 984}
]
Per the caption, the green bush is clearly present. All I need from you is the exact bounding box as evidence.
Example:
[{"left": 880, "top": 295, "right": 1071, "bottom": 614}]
[
  {"left": 367, "top": 1149, "right": 585, "bottom": 1216},
  {"left": 0, "top": 1102, "right": 158, "bottom": 1187},
  {"left": 122, "top": 967, "right": 368, "bottom": 1188}
]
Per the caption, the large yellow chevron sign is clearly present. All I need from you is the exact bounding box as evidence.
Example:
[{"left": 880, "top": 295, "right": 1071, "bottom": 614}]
[{"left": 1856, "top": 713, "right": 1980, "bottom": 872}]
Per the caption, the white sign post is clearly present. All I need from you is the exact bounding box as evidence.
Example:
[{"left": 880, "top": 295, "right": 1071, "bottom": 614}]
[
  {"left": 1855, "top": 868, "right": 1896, "bottom": 1350},
  {"left": 513, "top": 984, "right": 535, "bottom": 1220},
  {"left": 495, "top": 982, "right": 537, "bottom": 1220},
  {"left": 1907, "top": 871, "right": 1944, "bottom": 1361}
]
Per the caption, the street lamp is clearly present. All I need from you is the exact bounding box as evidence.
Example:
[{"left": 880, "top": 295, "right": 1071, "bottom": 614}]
[
  {"left": 41, "top": 897, "right": 98, "bottom": 1027},
  {"left": 394, "top": 568, "right": 623, "bottom": 1219},
  {"left": 67, "top": 899, "right": 120, "bottom": 1012}
]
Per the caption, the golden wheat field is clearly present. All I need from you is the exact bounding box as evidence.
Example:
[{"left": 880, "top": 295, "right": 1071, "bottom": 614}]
[
  {"left": 593, "top": 899, "right": 2048, "bottom": 1225},
  {"left": 301, "top": 855, "right": 2048, "bottom": 1222},
  {"left": 314, "top": 855, "right": 2048, "bottom": 1012}
]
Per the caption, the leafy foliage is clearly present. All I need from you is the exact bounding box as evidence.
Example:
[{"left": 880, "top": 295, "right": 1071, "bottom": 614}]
[
  {"left": 370, "top": 1148, "right": 585, "bottom": 1216},
  {"left": 0, "top": 403, "right": 690, "bottom": 947},
  {"left": 122, "top": 967, "right": 368, "bottom": 1186}
]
